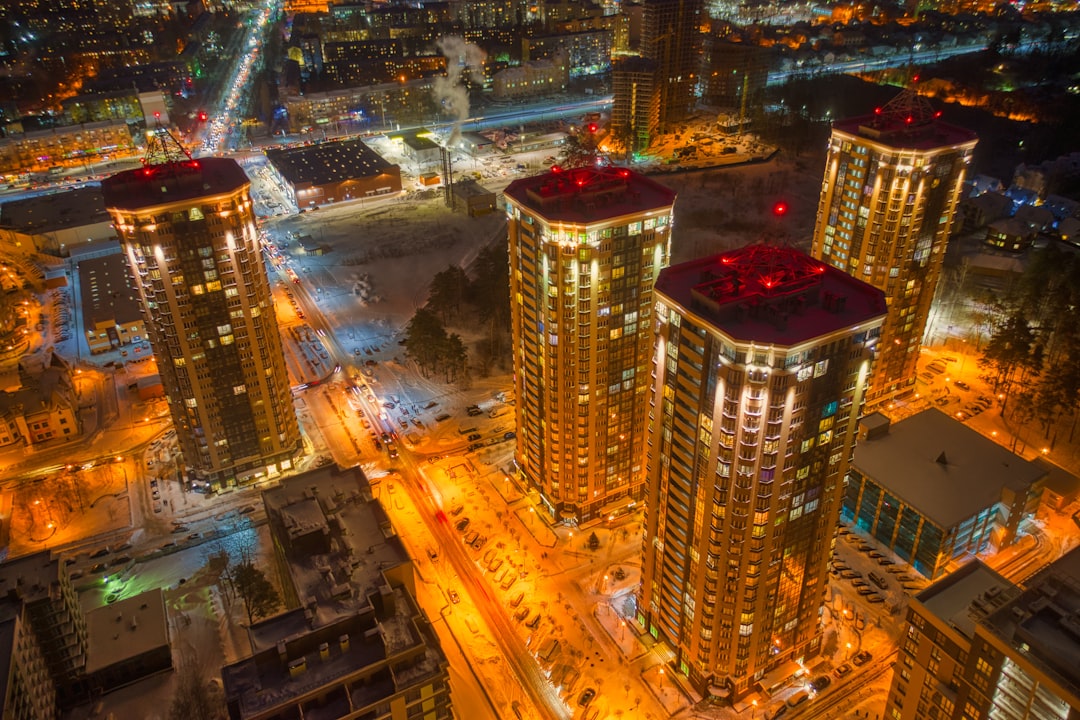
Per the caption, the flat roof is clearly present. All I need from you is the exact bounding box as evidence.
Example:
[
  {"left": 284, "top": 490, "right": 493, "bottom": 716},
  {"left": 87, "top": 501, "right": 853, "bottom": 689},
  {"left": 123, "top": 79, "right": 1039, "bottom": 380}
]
[
  {"left": 916, "top": 561, "right": 1016, "bottom": 640},
  {"left": 84, "top": 588, "right": 169, "bottom": 674},
  {"left": 833, "top": 114, "right": 977, "bottom": 151},
  {"left": 101, "top": 157, "right": 249, "bottom": 211},
  {"left": 851, "top": 409, "right": 1046, "bottom": 529},
  {"left": 78, "top": 253, "right": 142, "bottom": 329},
  {"left": 981, "top": 547, "right": 1080, "bottom": 701},
  {"left": 655, "top": 244, "right": 887, "bottom": 346},
  {"left": 265, "top": 138, "right": 397, "bottom": 187},
  {"left": 223, "top": 466, "right": 447, "bottom": 717},
  {"left": 503, "top": 165, "right": 675, "bottom": 225},
  {"left": 833, "top": 91, "right": 977, "bottom": 151},
  {"left": 0, "top": 186, "right": 110, "bottom": 232},
  {"left": 0, "top": 552, "right": 61, "bottom": 610}
]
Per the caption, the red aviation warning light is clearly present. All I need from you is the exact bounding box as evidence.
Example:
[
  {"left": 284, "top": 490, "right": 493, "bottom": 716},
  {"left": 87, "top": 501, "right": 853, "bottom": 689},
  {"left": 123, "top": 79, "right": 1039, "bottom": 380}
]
[
  {"left": 772, "top": 201, "right": 789, "bottom": 217},
  {"left": 587, "top": 123, "right": 598, "bottom": 133},
  {"left": 198, "top": 111, "right": 208, "bottom": 122}
]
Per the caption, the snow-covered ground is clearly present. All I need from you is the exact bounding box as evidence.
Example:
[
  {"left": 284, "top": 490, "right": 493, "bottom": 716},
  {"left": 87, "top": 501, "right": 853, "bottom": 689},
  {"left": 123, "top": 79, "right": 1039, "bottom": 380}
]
[{"left": 9, "top": 133, "right": 830, "bottom": 718}]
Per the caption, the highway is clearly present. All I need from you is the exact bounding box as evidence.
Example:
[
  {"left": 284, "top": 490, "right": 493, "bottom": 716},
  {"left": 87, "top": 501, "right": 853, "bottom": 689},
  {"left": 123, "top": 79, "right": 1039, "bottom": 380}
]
[{"left": 766, "top": 42, "right": 989, "bottom": 85}]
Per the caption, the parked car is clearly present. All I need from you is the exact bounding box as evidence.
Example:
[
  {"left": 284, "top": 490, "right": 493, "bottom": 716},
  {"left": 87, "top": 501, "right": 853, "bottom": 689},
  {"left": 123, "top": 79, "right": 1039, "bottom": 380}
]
[
  {"left": 578, "top": 688, "right": 596, "bottom": 707},
  {"left": 853, "top": 650, "right": 873, "bottom": 667},
  {"left": 954, "top": 380, "right": 971, "bottom": 391}
]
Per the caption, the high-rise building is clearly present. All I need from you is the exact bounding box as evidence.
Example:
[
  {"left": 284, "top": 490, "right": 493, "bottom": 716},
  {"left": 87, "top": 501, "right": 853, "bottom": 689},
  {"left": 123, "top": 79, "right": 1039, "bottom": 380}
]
[
  {"left": 639, "top": 244, "right": 886, "bottom": 699},
  {"left": 641, "top": 0, "right": 702, "bottom": 129},
  {"left": 102, "top": 141, "right": 302, "bottom": 488},
  {"left": 505, "top": 165, "right": 676, "bottom": 524},
  {"left": 887, "top": 550, "right": 1080, "bottom": 719},
  {"left": 611, "top": 56, "right": 660, "bottom": 154},
  {"left": 611, "top": 0, "right": 701, "bottom": 149},
  {"left": 811, "top": 90, "right": 977, "bottom": 406}
]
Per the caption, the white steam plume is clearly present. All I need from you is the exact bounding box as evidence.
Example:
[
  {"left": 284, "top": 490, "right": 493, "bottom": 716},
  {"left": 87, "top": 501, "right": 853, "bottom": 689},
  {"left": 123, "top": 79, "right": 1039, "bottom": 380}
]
[{"left": 433, "top": 36, "right": 486, "bottom": 147}]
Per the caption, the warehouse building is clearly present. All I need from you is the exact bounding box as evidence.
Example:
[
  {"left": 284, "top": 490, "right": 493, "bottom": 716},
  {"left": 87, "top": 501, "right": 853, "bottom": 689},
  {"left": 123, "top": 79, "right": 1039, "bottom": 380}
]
[{"left": 265, "top": 138, "right": 401, "bottom": 209}]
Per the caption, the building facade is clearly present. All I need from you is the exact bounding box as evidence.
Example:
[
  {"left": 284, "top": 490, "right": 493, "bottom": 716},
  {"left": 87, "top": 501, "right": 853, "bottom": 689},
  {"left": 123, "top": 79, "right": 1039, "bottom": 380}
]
[
  {"left": 0, "top": 121, "right": 137, "bottom": 177},
  {"left": 639, "top": 244, "right": 886, "bottom": 699},
  {"left": 641, "top": 0, "right": 702, "bottom": 130},
  {"left": 0, "top": 553, "right": 88, "bottom": 713},
  {"left": 505, "top": 166, "right": 676, "bottom": 524},
  {"left": 887, "top": 550, "right": 1080, "bottom": 720},
  {"left": 102, "top": 153, "right": 301, "bottom": 487},
  {"left": 812, "top": 90, "right": 977, "bottom": 406},
  {"left": 611, "top": 57, "right": 660, "bottom": 154}
]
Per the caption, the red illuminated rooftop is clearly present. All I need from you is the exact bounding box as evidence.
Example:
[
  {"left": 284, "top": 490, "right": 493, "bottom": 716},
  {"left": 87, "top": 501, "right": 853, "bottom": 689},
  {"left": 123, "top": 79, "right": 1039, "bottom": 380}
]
[
  {"left": 833, "top": 88, "right": 978, "bottom": 151},
  {"left": 101, "top": 157, "right": 250, "bottom": 211},
  {"left": 656, "top": 244, "right": 887, "bottom": 346},
  {"left": 504, "top": 165, "right": 676, "bottom": 224}
]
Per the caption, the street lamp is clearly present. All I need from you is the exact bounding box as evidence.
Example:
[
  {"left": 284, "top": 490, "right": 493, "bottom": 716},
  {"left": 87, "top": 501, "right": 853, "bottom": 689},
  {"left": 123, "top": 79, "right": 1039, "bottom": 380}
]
[{"left": 658, "top": 668, "right": 665, "bottom": 689}]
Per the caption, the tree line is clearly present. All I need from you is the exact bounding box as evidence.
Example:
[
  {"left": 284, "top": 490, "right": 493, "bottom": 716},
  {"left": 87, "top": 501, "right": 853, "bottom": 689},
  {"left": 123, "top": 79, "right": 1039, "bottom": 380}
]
[
  {"left": 402, "top": 241, "right": 511, "bottom": 381},
  {"left": 975, "top": 245, "right": 1080, "bottom": 445}
]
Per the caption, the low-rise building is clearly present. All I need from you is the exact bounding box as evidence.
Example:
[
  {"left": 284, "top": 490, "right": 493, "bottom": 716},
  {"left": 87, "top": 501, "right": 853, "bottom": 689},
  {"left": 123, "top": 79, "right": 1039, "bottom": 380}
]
[
  {"left": 389, "top": 130, "right": 442, "bottom": 168},
  {"left": 222, "top": 465, "right": 453, "bottom": 720},
  {"left": 76, "top": 252, "right": 145, "bottom": 355},
  {"left": 265, "top": 138, "right": 401, "bottom": 209},
  {"left": 985, "top": 217, "right": 1037, "bottom": 253},
  {"left": 0, "top": 187, "right": 115, "bottom": 257},
  {"left": 844, "top": 410, "right": 1046, "bottom": 580},
  {"left": 0, "top": 351, "right": 81, "bottom": 446},
  {"left": 451, "top": 180, "right": 497, "bottom": 216},
  {"left": 0, "top": 121, "right": 136, "bottom": 177},
  {"left": 493, "top": 52, "right": 569, "bottom": 101}
]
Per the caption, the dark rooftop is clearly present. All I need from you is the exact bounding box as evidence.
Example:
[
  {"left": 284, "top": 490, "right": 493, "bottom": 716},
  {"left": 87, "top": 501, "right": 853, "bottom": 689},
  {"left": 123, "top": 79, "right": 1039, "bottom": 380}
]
[
  {"left": 503, "top": 165, "right": 675, "bottom": 225},
  {"left": 101, "top": 157, "right": 250, "bottom": 211},
  {"left": 915, "top": 560, "right": 1017, "bottom": 640},
  {"left": 655, "top": 243, "right": 887, "bottom": 346},
  {"left": 78, "top": 253, "right": 142, "bottom": 329},
  {"left": 980, "top": 547, "right": 1080, "bottom": 703},
  {"left": 833, "top": 89, "right": 978, "bottom": 151},
  {"left": 265, "top": 138, "right": 398, "bottom": 187},
  {"left": 0, "top": 186, "right": 110, "bottom": 232},
  {"left": 851, "top": 409, "right": 1046, "bottom": 528}
]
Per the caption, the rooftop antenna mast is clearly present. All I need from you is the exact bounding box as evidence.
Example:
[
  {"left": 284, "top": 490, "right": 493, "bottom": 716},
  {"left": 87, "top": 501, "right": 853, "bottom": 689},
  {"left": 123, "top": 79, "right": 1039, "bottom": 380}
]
[{"left": 143, "top": 125, "right": 193, "bottom": 167}]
